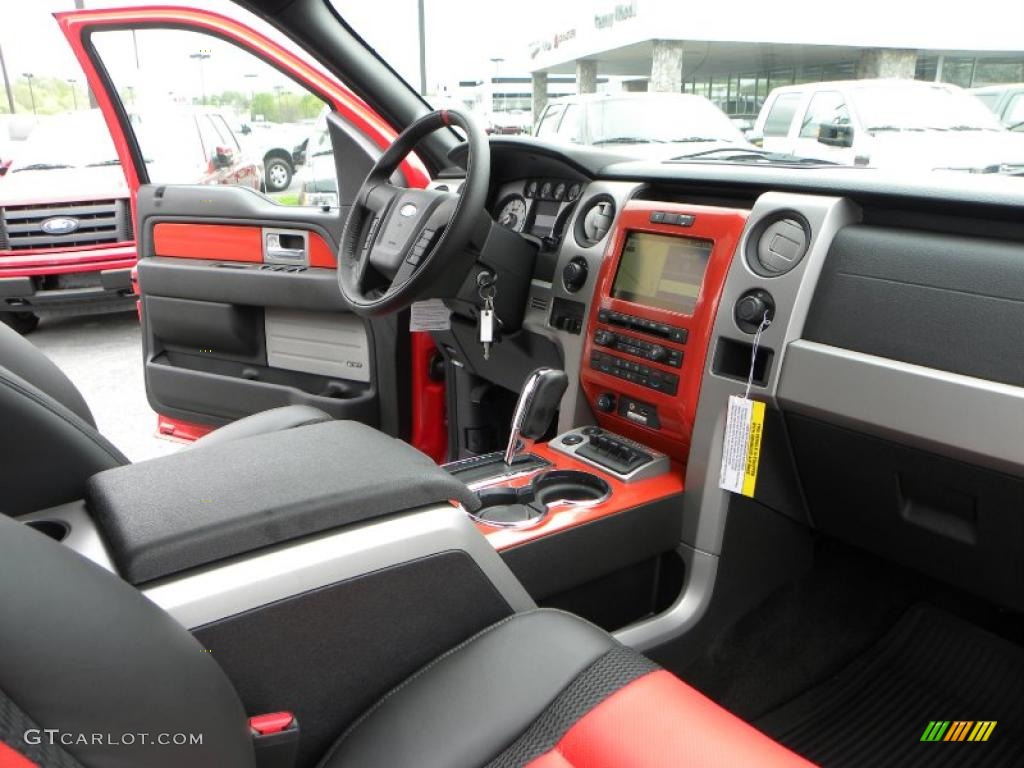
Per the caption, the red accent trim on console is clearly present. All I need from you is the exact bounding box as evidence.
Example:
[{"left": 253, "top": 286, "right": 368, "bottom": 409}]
[
  {"left": 249, "top": 712, "right": 295, "bottom": 736},
  {"left": 581, "top": 202, "right": 747, "bottom": 464},
  {"left": 527, "top": 670, "right": 816, "bottom": 768},
  {"left": 153, "top": 223, "right": 263, "bottom": 263},
  {"left": 410, "top": 332, "right": 447, "bottom": 463},
  {"left": 0, "top": 743, "right": 37, "bottom": 768},
  {"left": 478, "top": 442, "right": 683, "bottom": 551},
  {"left": 156, "top": 415, "right": 215, "bottom": 443}
]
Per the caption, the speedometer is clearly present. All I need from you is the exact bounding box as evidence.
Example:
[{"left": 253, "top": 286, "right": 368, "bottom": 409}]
[{"left": 496, "top": 195, "right": 528, "bottom": 233}]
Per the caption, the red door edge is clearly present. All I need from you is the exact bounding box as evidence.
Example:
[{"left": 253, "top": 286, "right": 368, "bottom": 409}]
[{"left": 53, "top": 5, "right": 430, "bottom": 202}]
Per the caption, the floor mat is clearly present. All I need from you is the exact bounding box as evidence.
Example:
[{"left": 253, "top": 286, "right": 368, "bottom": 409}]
[{"left": 756, "top": 604, "right": 1024, "bottom": 768}]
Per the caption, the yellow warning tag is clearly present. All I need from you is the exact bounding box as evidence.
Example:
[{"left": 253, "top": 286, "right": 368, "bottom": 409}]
[{"left": 719, "top": 395, "right": 766, "bottom": 498}]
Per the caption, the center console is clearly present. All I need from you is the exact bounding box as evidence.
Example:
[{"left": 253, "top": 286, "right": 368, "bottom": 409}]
[{"left": 581, "top": 202, "right": 748, "bottom": 461}]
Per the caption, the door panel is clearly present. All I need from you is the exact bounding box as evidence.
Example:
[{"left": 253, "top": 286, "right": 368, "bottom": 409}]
[{"left": 135, "top": 184, "right": 398, "bottom": 431}]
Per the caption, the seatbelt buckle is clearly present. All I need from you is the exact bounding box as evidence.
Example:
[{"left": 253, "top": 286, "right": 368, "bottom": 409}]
[{"left": 249, "top": 711, "right": 299, "bottom": 768}]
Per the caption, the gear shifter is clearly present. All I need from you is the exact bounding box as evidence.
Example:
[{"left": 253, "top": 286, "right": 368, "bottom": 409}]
[{"left": 504, "top": 367, "right": 568, "bottom": 465}]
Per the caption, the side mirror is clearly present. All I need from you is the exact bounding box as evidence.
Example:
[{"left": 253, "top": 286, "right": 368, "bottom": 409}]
[
  {"left": 818, "top": 122, "right": 854, "bottom": 148},
  {"left": 292, "top": 138, "right": 308, "bottom": 166},
  {"left": 211, "top": 146, "right": 235, "bottom": 169}
]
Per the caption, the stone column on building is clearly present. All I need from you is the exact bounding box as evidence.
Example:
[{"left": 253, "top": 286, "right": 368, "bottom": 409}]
[
  {"left": 650, "top": 39, "right": 684, "bottom": 92},
  {"left": 857, "top": 48, "right": 918, "bottom": 79},
  {"left": 532, "top": 70, "right": 549, "bottom": 126},
  {"left": 576, "top": 59, "right": 597, "bottom": 94}
]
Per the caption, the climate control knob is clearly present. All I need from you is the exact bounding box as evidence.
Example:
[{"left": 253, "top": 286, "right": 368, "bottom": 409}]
[
  {"left": 647, "top": 344, "right": 668, "bottom": 363},
  {"left": 595, "top": 393, "right": 616, "bottom": 413},
  {"left": 594, "top": 329, "right": 615, "bottom": 347}
]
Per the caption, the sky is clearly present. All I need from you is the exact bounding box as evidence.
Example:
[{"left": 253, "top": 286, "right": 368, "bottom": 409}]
[{"left": 0, "top": 0, "right": 584, "bottom": 99}]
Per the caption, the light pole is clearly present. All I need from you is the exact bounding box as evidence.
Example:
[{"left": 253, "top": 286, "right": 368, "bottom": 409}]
[
  {"left": 189, "top": 52, "right": 210, "bottom": 105},
  {"left": 417, "top": 0, "right": 426, "bottom": 96},
  {"left": 22, "top": 73, "right": 36, "bottom": 115},
  {"left": 244, "top": 73, "right": 258, "bottom": 117},
  {"left": 67, "top": 78, "right": 78, "bottom": 110},
  {"left": 273, "top": 85, "right": 284, "bottom": 122},
  {"left": 0, "top": 41, "right": 14, "bottom": 113}
]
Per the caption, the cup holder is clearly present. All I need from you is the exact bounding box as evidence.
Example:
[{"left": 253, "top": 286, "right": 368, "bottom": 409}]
[
  {"left": 471, "top": 469, "right": 611, "bottom": 529},
  {"left": 23, "top": 519, "right": 70, "bottom": 542}
]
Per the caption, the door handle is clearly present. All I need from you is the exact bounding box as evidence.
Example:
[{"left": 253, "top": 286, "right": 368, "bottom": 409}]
[{"left": 263, "top": 229, "right": 309, "bottom": 265}]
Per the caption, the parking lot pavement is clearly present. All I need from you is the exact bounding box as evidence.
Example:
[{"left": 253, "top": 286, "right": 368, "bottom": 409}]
[{"left": 26, "top": 311, "right": 182, "bottom": 462}]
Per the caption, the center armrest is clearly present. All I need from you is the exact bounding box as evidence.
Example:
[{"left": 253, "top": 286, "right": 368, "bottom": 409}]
[{"left": 86, "top": 421, "right": 480, "bottom": 585}]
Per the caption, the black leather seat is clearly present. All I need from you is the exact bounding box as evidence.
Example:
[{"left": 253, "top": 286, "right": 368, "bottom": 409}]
[
  {"left": 0, "top": 514, "right": 813, "bottom": 768},
  {"left": 0, "top": 320, "right": 331, "bottom": 516}
]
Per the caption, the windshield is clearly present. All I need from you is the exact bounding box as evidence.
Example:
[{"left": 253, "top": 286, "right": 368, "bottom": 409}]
[
  {"left": 852, "top": 84, "right": 1005, "bottom": 131},
  {"left": 9, "top": 110, "right": 119, "bottom": 171},
  {"left": 329, "top": 0, "right": 1024, "bottom": 173}
]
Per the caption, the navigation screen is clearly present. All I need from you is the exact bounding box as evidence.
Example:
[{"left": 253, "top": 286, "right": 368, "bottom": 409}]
[{"left": 611, "top": 232, "right": 713, "bottom": 314}]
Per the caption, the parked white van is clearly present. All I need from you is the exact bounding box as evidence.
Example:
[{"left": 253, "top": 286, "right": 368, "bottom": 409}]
[{"left": 751, "top": 79, "right": 1024, "bottom": 172}]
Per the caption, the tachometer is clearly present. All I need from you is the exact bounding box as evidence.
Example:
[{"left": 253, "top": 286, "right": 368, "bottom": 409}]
[{"left": 496, "top": 195, "right": 528, "bottom": 232}]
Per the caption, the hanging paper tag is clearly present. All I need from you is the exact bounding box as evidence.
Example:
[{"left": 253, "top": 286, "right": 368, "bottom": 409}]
[
  {"left": 719, "top": 395, "right": 766, "bottom": 497},
  {"left": 409, "top": 299, "right": 451, "bottom": 331}
]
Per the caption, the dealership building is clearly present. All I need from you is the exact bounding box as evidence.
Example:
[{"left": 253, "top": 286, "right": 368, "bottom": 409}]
[{"left": 526, "top": 0, "right": 1024, "bottom": 118}]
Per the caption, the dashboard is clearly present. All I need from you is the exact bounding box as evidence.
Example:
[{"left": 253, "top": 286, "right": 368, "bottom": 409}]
[{"left": 440, "top": 136, "right": 1024, "bottom": 626}]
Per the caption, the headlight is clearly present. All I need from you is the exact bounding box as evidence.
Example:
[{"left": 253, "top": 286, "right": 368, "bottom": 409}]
[{"left": 303, "top": 191, "right": 338, "bottom": 208}]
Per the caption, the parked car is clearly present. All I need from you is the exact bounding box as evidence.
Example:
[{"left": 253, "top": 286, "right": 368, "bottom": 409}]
[
  {"left": 971, "top": 83, "right": 1024, "bottom": 131},
  {"left": 752, "top": 79, "right": 1024, "bottom": 171},
  {"left": 534, "top": 92, "right": 753, "bottom": 159},
  {"left": 0, "top": 115, "right": 37, "bottom": 178},
  {"left": 294, "top": 108, "right": 339, "bottom": 207},
  {"left": 237, "top": 120, "right": 309, "bottom": 191},
  {"left": 0, "top": 108, "right": 261, "bottom": 333}
]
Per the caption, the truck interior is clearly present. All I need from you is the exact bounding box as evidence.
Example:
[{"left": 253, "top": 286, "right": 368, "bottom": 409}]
[{"left": 0, "top": 2, "right": 1021, "bottom": 767}]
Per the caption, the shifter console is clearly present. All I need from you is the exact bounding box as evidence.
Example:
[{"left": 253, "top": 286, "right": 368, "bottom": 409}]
[{"left": 550, "top": 427, "right": 669, "bottom": 482}]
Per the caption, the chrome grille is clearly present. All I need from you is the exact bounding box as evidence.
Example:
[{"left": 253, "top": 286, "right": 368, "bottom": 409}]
[{"left": 0, "top": 198, "right": 131, "bottom": 251}]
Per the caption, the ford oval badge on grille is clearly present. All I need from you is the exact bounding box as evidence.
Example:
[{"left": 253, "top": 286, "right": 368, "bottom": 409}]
[
  {"left": 399, "top": 203, "right": 417, "bottom": 218},
  {"left": 40, "top": 217, "right": 80, "bottom": 235}
]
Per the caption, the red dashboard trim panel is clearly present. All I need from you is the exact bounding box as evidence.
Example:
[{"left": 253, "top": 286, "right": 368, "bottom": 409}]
[{"left": 581, "top": 202, "right": 748, "bottom": 464}]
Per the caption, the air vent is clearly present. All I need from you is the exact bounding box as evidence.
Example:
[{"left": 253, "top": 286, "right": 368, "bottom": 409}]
[
  {"left": 746, "top": 212, "right": 810, "bottom": 277},
  {"left": 574, "top": 194, "right": 616, "bottom": 248}
]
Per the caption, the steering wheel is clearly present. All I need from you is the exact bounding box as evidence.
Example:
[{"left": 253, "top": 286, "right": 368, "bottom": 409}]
[{"left": 338, "top": 109, "right": 490, "bottom": 316}]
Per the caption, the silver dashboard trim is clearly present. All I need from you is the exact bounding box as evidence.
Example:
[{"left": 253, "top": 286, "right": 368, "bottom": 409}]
[
  {"left": 779, "top": 340, "right": 1024, "bottom": 475},
  {"left": 141, "top": 505, "right": 535, "bottom": 629},
  {"left": 615, "top": 192, "right": 860, "bottom": 651},
  {"left": 521, "top": 181, "right": 645, "bottom": 433}
]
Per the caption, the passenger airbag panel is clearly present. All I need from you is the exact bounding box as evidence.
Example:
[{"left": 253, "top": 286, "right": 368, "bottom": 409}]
[{"left": 805, "top": 225, "right": 1024, "bottom": 386}]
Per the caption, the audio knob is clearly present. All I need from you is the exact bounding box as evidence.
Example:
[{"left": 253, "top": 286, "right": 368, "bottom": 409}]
[
  {"left": 647, "top": 344, "right": 668, "bottom": 363},
  {"left": 594, "top": 329, "right": 614, "bottom": 347},
  {"left": 596, "top": 393, "right": 616, "bottom": 413}
]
